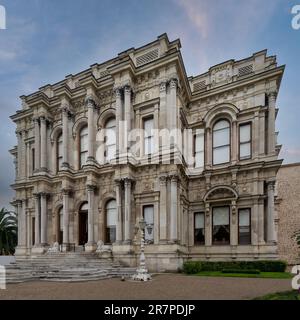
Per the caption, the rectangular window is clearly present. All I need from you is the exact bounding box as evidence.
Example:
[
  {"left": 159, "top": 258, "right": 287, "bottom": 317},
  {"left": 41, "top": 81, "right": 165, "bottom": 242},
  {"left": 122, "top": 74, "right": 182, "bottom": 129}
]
[
  {"left": 213, "top": 120, "right": 230, "bottom": 165},
  {"left": 239, "top": 123, "right": 252, "bottom": 160},
  {"left": 194, "top": 129, "right": 204, "bottom": 168},
  {"left": 32, "top": 148, "right": 35, "bottom": 171},
  {"left": 194, "top": 212, "right": 205, "bottom": 245},
  {"left": 238, "top": 208, "right": 251, "bottom": 245},
  {"left": 143, "top": 205, "right": 154, "bottom": 243},
  {"left": 212, "top": 206, "right": 230, "bottom": 245},
  {"left": 143, "top": 117, "right": 154, "bottom": 155}
]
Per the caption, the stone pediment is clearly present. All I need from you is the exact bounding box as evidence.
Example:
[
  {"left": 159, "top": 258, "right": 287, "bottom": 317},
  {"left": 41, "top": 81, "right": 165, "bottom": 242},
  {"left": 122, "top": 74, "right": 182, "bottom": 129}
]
[{"left": 204, "top": 185, "right": 238, "bottom": 202}]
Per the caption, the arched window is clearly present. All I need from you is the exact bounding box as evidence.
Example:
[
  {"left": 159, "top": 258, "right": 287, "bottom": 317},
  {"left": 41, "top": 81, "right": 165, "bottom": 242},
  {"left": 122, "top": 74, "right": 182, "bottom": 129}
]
[
  {"left": 58, "top": 207, "right": 63, "bottom": 244},
  {"left": 79, "top": 126, "right": 88, "bottom": 168},
  {"left": 105, "top": 199, "right": 117, "bottom": 244},
  {"left": 104, "top": 118, "right": 116, "bottom": 163},
  {"left": 57, "top": 133, "right": 63, "bottom": 171},
  {"left": 213, "top": 120, "right": 230, "bottom": 165}
]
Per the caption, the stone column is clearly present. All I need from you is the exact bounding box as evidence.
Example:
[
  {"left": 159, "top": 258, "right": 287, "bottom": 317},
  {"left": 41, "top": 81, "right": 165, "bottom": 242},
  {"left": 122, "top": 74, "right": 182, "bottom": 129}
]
[
  {"left": 40, "top": 117, "right": 47, "bottom": 171},
  {"left": 26, "top": 207, "right": 31, "bottom": 248},
  {"left": 259, "top": 112, "right": 265, "bottom": 156},
  {"left": 87, "top": 185, "right": 96, "bottom": 246},
  {"left": 205, "top": 128, "right": 212, "bottom": 168},
  {"left": 124, "top": 178, "right": 132, "bottom": 243},
  {"left": 34, "top": 194, "right": 40, "bottom": 246},
  {"left": 62, "top": 189, "right": 70, "bottom": 246},
  {"left": 252, "top": 199, "right": 259, "bottom": 245},
  {"left": 268, "top": 92, "right": 277, "bottom": 155},
  {"left": 205, "top": 203, "right": 212, "bottom": 246},
  {"left": 115, "top": 180, "right": 123, "bottom": 243},
  {"left": 258, "top": 200, "right": 265, "bottom": 245},
  {"left": 170, "top": 175, "right": 178, "bottom": 242},
  {"left": 124, "top": 86, "right": 131, "bottom": 153},
  {"left": 26, "top": 143, "right": 31, "bottom": 177},
  {"left": 159, "top": 82, "right": 167, "bottom": 129},
  {"left": 267, "top": 181, "right": 276, "bottom": 243},
  {"left": 16, "top": 200, "right": 22, "bottom": 247},
  {"left": 34, "top": 118, "right": 40, "bottom": 171},
  {"left": 253, "top": 112, "right": 259, "bottom": 160},
  {"left": 62, "top": 107, "right": 70, "bottom": 168},
  {"left": 86, "top": 99, "right": 96, "bottom": 163},
  {"left": 169, "top": 79, "right": 177, "bottom": 131},
  {"left": 115, "top": 88, "right": 122, "bottom": 158},
  {"left": 159, "top": 175, "right": 167, "bottom": 243},
  {"left": 40, "top": 193, "right": 48, "bottom": 246},
  {"left": 21, "top": 200, "right": 27, "bottom": 247},
  {"left": 230, "top": 201, "right": 238, "bottom": 246},
  {"left": 231, "top": 121, "right": 237, "bottom": 164},
  {"left": 17, "top": 131, "right": 22, "bottom": 179}
]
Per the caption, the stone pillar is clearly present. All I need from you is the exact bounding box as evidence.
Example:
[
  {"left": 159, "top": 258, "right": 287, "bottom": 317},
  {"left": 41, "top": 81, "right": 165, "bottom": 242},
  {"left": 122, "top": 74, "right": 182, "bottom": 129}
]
[
  {"left": 124, "top": 178, "right": 132, "bottom": 243},
  {"left": 232, "top": 121, "right": 237, "bottom": 164},
  {"left": 205, "top": 203, "right": 212, "bottom": 246},
  {"left": 62, "top": 107, "right": 70, "bottom": 168},
  {"left": 124, "top": 86, "right": 131, "bottom": 153},
  {"left": 230, "top": 201, "right": 238, "bottom": 246},
  {"left": 40, "top": 117, "right": 47, "bottom": 171},
  {"left": 26, "top": 207, "right": 31, "bottom": 248},
  {"left": 252, "top": 200, "right": 259, "bottom": 245},
  {"left": 170, "top": 175, "right": 178, "bottom": 242},
  {"left": 86, "top": 99, "right": 96, "bottom": 163},
  {"left": 62, "top": 189, "right": 70, "bottom": 246},
  {"left": 159, "top": 175, "right": 167, "bottom": 243},
  {"left": 26, "top": 143, "right": 31, "bottom": 177},
  {"left": 40, "top": 193, "right": 48, "bottom": 246},
  {"left": 34, "top": 118, "right": 40, "bottom": 171},
  {"left": 258, "top": 200, "right": 265, "bottom": 245},
  {"left": 268, "top": 92, "right": 277, "bottom": 155},
  {"left": 169, "top": 79, "right": 177, "bottom": 131},
  {"left": 159, "top": 82, "right": 167, "bottom": 130},
  {"left": 253, "top": 112, "right": 259, "bottom": 160},
  {"left": 17, "top": 131, "right": 26, "bottom": 179},
  {"left": 87, "top": 185, "right": 96, "bottom": 247},
  {"left": 16, "top": 200, "right": 22, "bottom": 247},
  {"left": 115, "top": 180, "right": 123, "bottom": 243},
  {"left": 115, "top": 88, "right": 122, "bottom": 157},
  {"left": 34, "top": 194, "right": 40, "bottom": 246},
  {"left": 267, "top": 181, "right": 276, "bottom": 243},
  {"left": 259, "top": 112, "right": 265, "bottom": 156},
  {"left": 206, "top": 128, "right": 212, "bottom": 168}
]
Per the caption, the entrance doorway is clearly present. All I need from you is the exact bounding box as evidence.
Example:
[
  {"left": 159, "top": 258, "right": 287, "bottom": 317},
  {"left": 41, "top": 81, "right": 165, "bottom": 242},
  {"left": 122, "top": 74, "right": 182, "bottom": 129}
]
[{"left": 79, "top": 202, "right": 88, "bottom": 245}]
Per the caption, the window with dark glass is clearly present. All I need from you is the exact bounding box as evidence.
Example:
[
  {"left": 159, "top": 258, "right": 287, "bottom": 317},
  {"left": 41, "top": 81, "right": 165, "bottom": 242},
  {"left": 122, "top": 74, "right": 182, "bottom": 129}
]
[
  {"left": 212, "top": 206, "right": 230, "bottom": 245},
  {"left": 194, "top": 212, "right": 205, "bottom": 245},
  {"left": 238, "top": 208, "right": 251, "bottom": 245},
  {"left": 213, "top": 120, "right": 230, "bottom": 165},
  {"left": 239, "top": 123, "right": 252, "bottom": 160},
  {"left": 106, "top": 200, "right": 117, "bottom": 244},
  {"left": 79, "top": 126, "right": 88, "bottom": 167},
  {"left": 57, "top": 133, "right": 63, "bottom": 171},
  {"left": 143, "top": 117, "right": 154, "bottom": 155},
  {"left": 58, "top": 207, "right": 63, "bottom": 244}
]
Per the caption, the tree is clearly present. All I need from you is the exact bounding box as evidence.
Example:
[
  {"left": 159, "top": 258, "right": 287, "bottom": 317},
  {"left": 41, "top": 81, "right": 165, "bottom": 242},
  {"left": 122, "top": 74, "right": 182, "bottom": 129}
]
[{"left": 0, "top": 208, "right": 17, "bottom": 255}]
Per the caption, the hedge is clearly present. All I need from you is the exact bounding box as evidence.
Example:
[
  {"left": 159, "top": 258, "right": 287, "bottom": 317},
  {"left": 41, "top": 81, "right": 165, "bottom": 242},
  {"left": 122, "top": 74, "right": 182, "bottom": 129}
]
[
  {"left": 221, "top": 269, "right": 261, "bottom": 274},
  {"left": 183, "top": 260, "right": 287, "bottom": 274}
]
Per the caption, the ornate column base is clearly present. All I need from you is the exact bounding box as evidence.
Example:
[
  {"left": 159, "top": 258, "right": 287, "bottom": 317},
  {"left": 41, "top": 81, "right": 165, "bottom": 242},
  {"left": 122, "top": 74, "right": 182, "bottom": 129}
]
[
  {"left": 14, "top": 246, "right": 28, "bottom": 256},
  {"left": 31, "top": 245, "right": 48, "bottom": 255},
  {"left": 84, "top": 242, "right": 97, "bottom": 252},
  {"left": 132, "top": 266, "right": 152, "bottom": 282}
]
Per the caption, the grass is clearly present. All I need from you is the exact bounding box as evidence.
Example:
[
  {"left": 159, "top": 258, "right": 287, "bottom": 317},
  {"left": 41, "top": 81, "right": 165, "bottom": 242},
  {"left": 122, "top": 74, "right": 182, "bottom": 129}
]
[
  {"left": 254, "top": 290, "right": 300, "bottom": 300},
  {"left": 194, "top": 271, "right": 293, "bottom": 279}
]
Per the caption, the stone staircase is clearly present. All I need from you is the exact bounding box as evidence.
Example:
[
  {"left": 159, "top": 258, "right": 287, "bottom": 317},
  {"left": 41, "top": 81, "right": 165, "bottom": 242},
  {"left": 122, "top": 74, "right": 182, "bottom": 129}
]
[{"left": 5, "top": 252, "right": 136, "bottom": 283}]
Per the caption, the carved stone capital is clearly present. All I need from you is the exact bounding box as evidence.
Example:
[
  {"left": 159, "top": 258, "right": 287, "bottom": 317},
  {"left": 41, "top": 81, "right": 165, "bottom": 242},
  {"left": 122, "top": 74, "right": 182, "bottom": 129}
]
[
  {"left": 169, "top": 78, "right": 178, "bottom": 89},
  {"left": 159, "top": 81, "right": 167, "bottom": 93},
  {"left": 159, "top": 175, "right": 167, "bottom": 186},
  {"left": 85, "top": 96, "right": 97, "bottom": 109},
  {"left": 86, "top": 184, "right": 97, "bottom": 192},
  {"left": 124, "top": 85, "right": 132, "bottom": 96}
]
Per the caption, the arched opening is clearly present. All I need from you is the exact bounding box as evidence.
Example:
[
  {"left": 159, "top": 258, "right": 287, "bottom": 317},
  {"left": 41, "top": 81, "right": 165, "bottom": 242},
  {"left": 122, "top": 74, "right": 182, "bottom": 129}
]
[
  {"left": 78, "top": 202, "right": 88, "bottom": 245},
  {"left": 213, "top": 119, "right": 231, "bottom": 165},
  {"left": 105, "top": 199, "right": 117, "bottom": 244},
  {"left": 104, "top": 118, "right": 116, "bottom": 163},
  {"left": 58, "top": 206, "right": 63, "bottom": 245}
]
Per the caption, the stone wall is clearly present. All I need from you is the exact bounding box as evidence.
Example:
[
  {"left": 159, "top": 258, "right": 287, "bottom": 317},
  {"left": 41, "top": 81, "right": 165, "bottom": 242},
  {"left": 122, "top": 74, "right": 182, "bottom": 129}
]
[{"left": 277, "top": 163, "right": 300, "bottom": 265}]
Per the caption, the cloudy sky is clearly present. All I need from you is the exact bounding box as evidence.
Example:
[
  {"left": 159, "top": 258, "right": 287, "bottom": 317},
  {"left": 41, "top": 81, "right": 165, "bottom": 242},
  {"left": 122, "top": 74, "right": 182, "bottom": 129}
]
[{"left": 0, "top": 0, "right": 299, "bottom": 209}]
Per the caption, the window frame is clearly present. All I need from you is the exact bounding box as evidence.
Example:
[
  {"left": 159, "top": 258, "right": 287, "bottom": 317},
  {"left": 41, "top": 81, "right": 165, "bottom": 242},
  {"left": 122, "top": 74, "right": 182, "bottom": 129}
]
[
  {"left": 104, "top": 117, "right": 116, "bottom": 163},
  {"left": 79, "top": 125, "right": 88, "bottom": 168},
  {"left": 194, "top": 212, "right": 205, "bottom": 246},
  {"left": 56, "top": 132, "right": 63, "bottom": 172},
  {"left": 143, "top": 204, "right": 154, "bottom": 243},
  {"left": 193, "top": 129, "right": 205, "bottom": 169},
  {"left": 143, "top": 116, "right": 154, "bottom": 156},
  {"left": 212, "top": 205, "right": 231, "bottom": 246},
  {"left": 238, "top": 208, "right": 251, "bottom": 245},
  {"left": 212, "top": 119, "right": 231, "bottom": 166},
  {"left": 239, "top": 122, "right": 252, "bottom": 161},
  {"left": 105, "top": 199, "right": 117, "bottom": 244}
]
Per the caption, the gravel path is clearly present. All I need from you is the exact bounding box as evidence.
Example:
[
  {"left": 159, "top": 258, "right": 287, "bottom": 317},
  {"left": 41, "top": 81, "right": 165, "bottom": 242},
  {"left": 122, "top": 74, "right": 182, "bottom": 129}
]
[{"left": 0, "top": 274, "right": 291, "bottom": 300}]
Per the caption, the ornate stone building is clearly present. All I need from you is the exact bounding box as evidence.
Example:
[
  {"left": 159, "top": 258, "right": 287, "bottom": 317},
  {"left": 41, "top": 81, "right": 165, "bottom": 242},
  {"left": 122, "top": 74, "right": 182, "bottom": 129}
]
[{"left": 10, "top": 34, "right": 284, "bottom": 271}]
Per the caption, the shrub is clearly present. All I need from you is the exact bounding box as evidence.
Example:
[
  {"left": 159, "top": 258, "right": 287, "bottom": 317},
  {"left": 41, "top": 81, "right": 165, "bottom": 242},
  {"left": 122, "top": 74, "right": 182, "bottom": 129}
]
[
  {"left": 183, "top": 260, "right": 287, "bottom": 274},
  {"left": 221, "top": 269, "right": 261, "bottom": 274}
]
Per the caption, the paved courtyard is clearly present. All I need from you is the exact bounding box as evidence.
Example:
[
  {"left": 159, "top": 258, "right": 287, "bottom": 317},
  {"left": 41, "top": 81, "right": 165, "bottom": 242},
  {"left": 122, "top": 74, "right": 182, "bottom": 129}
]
[{"left": 0, "top": 274, "right": 292, "bottom": 300}]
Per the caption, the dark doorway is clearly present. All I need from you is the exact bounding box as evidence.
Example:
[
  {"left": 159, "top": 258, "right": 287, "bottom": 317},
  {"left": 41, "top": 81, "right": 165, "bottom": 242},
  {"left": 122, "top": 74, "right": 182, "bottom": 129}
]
[{"left": 79, "top": 203, "right": 88, "bottom": 245}]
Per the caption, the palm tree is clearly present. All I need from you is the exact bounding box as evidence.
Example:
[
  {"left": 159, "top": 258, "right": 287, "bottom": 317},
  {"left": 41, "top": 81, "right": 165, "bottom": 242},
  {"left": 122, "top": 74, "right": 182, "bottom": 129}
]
[{"left": 0, "top": 208, "right": 17, "bottom": 255}]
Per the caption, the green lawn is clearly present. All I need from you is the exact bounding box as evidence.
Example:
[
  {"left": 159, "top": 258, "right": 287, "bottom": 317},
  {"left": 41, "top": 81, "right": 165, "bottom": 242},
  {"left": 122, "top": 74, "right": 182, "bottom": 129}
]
[
  {"left": 194, "top": 271, "right": 292, "bottom": 279},
  {"left": 254, "top": 290, "right": 300, "bottom": 300}
]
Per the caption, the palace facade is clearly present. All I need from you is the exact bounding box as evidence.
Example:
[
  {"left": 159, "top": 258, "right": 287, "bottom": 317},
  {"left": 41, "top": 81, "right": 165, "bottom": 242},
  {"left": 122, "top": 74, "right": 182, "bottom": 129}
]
[{"left": 10, "top": 34, "right": 285, "bottom": 271}]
